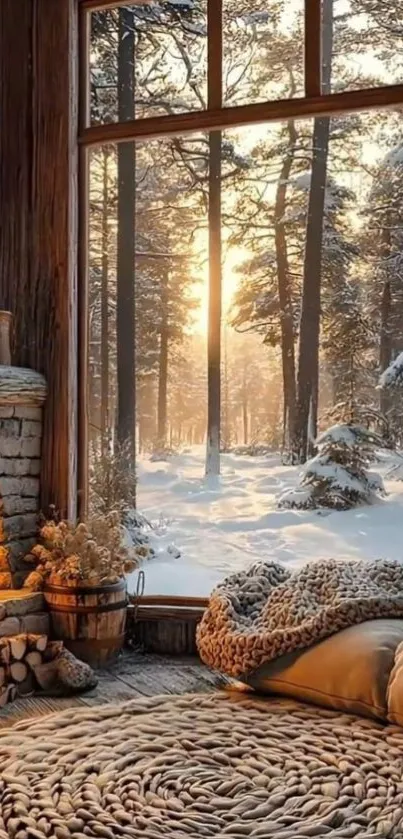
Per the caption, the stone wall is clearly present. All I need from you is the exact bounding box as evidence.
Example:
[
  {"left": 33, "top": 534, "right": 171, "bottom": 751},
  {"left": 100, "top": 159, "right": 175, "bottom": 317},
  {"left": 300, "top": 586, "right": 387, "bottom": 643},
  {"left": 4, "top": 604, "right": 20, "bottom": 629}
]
[{"left": 0, "top": 368, "right": 46, "bottom": 586}]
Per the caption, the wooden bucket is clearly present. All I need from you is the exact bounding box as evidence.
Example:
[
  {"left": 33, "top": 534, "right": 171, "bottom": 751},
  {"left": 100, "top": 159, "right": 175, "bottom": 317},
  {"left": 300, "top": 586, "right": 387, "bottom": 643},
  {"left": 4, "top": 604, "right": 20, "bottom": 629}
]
[{"left": 44, "top": 578, "right": 127, "bottom": 668}]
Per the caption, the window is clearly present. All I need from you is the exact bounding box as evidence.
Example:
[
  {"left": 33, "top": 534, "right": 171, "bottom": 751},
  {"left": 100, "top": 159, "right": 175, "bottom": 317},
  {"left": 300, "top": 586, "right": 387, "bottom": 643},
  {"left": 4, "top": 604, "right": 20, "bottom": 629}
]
[{"left": 79, "top": 0, "right": 403, "bottom": 596}]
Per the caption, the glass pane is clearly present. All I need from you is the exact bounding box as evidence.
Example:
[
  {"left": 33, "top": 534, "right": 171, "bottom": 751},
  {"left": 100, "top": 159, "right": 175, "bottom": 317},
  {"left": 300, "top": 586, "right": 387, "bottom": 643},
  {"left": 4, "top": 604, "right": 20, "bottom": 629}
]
[
  {"left": 331, "top": 0, "right": 403, "bottom": 91},
  {"left": 88, "top": 109, "right": 403, "bottom": 596},
  {"left": 223, "top": 0, "right": 305, "bottom": 106},
  {"left": 89, "top": 1, "right": 207, "bottom": 125}
]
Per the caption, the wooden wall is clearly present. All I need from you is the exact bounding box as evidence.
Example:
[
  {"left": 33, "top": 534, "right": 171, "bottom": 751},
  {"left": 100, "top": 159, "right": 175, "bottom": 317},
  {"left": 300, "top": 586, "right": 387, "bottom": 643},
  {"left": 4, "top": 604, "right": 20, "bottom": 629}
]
[{"left": 0, "top": 0, "right": 77, "bottom": 519}]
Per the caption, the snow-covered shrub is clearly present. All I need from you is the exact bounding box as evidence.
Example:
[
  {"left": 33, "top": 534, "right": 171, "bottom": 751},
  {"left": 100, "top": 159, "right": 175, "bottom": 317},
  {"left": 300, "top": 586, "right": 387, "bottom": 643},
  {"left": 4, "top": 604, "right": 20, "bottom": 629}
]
[
  {"left": 321, "top": 401, "right": 393, "bottom": 450},
  {"left": 230, "top": 443, "right": 274, "bottom": 457},
  {"left": 379, "top": 352, "right": 403, "bottom": 390},
  {"left": 150, "top": 448, "right": 174, "bottom": 462},
  {"left": 279, "top": 424, "right": 385, "bottom": 511},
  {"left": 150, "top": 442, "right": 180, "bottom": 462},
  {"left": 89, "top": 437, "right": 136, "bottom": 516},
  {"left": 378, "top": 354, "right": 403, "bottom": 449},
  {"left": 89, "top": 438, "right": 155, "bottom": 560}
]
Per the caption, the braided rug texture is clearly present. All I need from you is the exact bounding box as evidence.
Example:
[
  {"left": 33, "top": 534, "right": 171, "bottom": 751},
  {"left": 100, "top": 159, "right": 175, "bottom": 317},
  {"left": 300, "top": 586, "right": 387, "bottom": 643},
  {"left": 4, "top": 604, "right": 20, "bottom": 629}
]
[
  {"left": 1, "top": 692, "right": 403, "bottom": 838},
  {"left": 196, "top": 558, "right": 403, "bottom": 677}
]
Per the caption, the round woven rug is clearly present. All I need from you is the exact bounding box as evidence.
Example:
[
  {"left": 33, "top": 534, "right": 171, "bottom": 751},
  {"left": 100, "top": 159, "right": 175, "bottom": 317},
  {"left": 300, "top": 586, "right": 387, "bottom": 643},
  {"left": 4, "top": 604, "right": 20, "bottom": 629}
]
[{"left": 1, "top": 692, "right": 403, "bottom": 838}]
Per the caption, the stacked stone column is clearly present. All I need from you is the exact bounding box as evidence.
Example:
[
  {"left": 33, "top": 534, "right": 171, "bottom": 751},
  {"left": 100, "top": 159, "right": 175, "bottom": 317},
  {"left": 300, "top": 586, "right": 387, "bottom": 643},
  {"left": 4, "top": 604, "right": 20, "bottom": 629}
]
[{"left": 0, "top": 367, "right": 47, "bottom": 587}]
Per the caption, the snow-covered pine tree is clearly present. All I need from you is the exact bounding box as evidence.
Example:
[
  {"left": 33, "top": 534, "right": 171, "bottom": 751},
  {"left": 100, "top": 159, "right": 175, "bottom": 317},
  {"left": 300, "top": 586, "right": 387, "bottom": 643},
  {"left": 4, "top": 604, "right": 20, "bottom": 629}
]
[
  {"left": 379, "top": 351, "right": 403, "bottom": 390},
  {"left": 279, "top": 424, "right": 384, "bottom": 510},
  {"left": 378, "top": 353, "right": 403, "bottom": 477}
]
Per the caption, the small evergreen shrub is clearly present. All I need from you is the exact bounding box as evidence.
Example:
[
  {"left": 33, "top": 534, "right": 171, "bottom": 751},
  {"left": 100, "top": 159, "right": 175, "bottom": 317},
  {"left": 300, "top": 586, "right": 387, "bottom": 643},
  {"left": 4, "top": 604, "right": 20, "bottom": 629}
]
[{"left": 279, "top": 424, "right": 385, "bottom": 511}]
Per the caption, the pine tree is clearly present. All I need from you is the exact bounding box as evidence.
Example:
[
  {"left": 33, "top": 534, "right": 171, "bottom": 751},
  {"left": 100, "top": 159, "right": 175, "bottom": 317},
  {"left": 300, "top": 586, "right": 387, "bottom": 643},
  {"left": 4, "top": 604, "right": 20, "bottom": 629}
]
[{"left": 279, "top": 424, "right": 384, "bottom": 511}]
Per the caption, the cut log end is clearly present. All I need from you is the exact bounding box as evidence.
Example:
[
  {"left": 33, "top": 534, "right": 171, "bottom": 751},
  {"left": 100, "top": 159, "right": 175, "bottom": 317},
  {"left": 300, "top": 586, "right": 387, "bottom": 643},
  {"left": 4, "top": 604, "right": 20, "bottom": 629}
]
[
  {"left": 10, "top": 660, "right": 28, "bottom": 683},
  {"left": 26, "top": 633, "right": 48, "bottom": 652},
  {"left": 25, "top": 650, "right": 43, "bottom": 669},
  {"left": 10, "top": 635, "right": 27, "bottom": 661}
]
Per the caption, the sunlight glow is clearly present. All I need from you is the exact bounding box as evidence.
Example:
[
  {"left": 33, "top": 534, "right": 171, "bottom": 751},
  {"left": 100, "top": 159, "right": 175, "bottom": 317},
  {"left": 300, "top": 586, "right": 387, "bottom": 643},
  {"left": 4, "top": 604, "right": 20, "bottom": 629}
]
[{"left": 192, "top": 246, "right": 248, "bottom": 333}]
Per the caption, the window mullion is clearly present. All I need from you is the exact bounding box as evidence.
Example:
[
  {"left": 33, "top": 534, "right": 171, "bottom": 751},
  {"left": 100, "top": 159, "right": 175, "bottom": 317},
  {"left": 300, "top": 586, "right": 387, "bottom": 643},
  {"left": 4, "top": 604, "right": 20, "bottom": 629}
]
[
  {"left": 79, "top": 0, "right": 141, "bottom": 9},
  {"left": 208, "top": 0, "right": 223, "bottom": 110},
  {"left": 305, "top": 0, "right": 322, "bottom": 97},
  {"left": 78, "top": 84, "right": 403, "bottom": 146},
  {"left": 79, "top": 4, "right": 90, "bottom": 132}
]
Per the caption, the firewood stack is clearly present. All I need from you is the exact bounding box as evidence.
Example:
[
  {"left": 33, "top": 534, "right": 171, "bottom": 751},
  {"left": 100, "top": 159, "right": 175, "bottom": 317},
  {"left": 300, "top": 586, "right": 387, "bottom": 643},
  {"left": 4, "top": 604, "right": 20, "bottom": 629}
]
[
  {"left": 0, "top": 546, "right": 13, "bottom": 590},
  {"left": 0, "top": 634, "right": 76, "bottom": 706}
]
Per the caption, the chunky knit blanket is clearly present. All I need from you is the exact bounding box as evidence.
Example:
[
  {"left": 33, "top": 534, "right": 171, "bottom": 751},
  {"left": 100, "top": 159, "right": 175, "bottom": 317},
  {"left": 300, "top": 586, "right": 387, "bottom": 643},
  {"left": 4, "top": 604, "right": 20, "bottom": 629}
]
[{"left": 196, "top": 558, "right": 403, "bottom": 677}]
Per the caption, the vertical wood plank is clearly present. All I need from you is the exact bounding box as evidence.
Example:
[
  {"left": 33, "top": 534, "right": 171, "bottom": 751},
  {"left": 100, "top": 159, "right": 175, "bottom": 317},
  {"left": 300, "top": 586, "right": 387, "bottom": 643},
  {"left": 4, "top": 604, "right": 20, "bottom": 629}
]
[
  {"left": 78, "top": 145, "right": 89, "bottom": 520},
  {"left": 305, "top": 0, "right": 322, "bottom": 97},
  {"left": 0, "top": 1, "right": 31, "bottom": 360},
  {"left": 0, "top": 0, "right": 78, "bottom": 517},
  {"left": 78, "top": 5, "right": 91, "bottom": 518},
  {"left": 79, "top": 4, "right": 91, "bottom": 133},
  {"left": 30, "top": 0, "right": 78, "bottom": 518}
]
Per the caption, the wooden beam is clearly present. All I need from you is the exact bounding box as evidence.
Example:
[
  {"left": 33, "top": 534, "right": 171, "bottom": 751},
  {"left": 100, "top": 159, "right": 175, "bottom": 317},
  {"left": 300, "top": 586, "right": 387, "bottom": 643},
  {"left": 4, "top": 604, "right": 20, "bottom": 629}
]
[
  {"left": 0, "top": 1, "right": 31, "bottom": 351},
  {"left": 0, "top": 0, "right": 78, "bottom": 519},
  {"left": 206, "top": 0, "right": 223, "bottom": 477},
  {"left": 305, "top": 0, "right": 322, "bottom": 97},
  {"left": 31, "top": 0, "right": 78, "bottom": 519},
  {"left": 79, "top": 83, "right": 403, "bottom": 146},
  {"left": 135, "top": 606, "right": 205, "bottom": 622},
  {"left": 79, "top": 2, "right": 90, "bottom": 133},
  {"left": 77, "top": 1, "right": 90, "bottom": 519},
  {"left": 77, "top": 145, "right": 89, "bottom": 521},
  {"left": 208, "top": 0, "right": 222, "bottom": 110},
  {"left": 129, "top": 594, "right": 209, "bottom": 608},
  {"left": 80, "top": 0, "right": 147, "bottom": 8}
]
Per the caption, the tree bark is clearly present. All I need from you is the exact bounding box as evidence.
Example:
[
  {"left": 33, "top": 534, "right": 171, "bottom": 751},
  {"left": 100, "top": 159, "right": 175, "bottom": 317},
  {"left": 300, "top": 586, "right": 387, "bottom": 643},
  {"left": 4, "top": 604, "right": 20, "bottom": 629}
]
[
  {"left": 379, "top": 222, "right": 392, "bottom": 416},
  {"left": 117, "top": 7, "right": 136, "bottom": 466},
  {"left": 101, "top": 147, "right": 110, "bottom": 455},
  {"left": 274, "top": 118, "right": 297, "bottom": 454},
  {"left": 222, "top": 325, "right": 230, "bottom": 450},
  {"left": 293, "top": 0, "right": 334, "bottom": 462},
  {"left": 205, "top": 130, "right": 222, "bottom": 477},
  {"left": 157, "top": 268, "right": 169, "bottom": 448},
  {"left": 242, "top": 394, "right": 248, "bottom": 445}
]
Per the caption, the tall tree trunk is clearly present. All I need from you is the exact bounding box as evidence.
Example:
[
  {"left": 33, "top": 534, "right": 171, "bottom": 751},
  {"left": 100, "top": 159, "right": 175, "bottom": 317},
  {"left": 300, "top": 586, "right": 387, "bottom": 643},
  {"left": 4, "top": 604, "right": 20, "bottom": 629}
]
[
  {"left": 293, "top": 0, "right": 334, "bottom": 462},
  {"left": 379, "top": 222, "right": 392, "bottom": 416},
  {"left": 101, "top": 147, "right": 110, "bottom": 457},
  {"left": 332, "top": 360, "right": 351, "bottom": 406},
  {"left": 274, "top": 118, "right": 297, "bottom": 454},
  {"left": 205, "top": 130, "right": 222, "bottom": 476},
  {"left": 242, "top": 394, "right": 248, "bottom": 445},
  {"left": 222, "top": 324, "right": 230, "bottom": 450},
  {"left": 117, "top": 8, "right": 136, "bottom": 467},
  {"left": 380, "top": 281, "right": 392, "bottom": 416},
  {"left": 138, "top": 375, "right": 154, "bottom": 453},
  {"left": 157, "top": 268, "right": 169, "bottom": 449}
]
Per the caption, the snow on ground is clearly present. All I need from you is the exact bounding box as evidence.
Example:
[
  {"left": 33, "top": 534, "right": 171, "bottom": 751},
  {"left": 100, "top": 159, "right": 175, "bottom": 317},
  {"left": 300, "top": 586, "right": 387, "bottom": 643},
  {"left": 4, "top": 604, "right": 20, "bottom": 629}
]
[{"left": 127, "top": 446, "right": 403, "bottom": 597}]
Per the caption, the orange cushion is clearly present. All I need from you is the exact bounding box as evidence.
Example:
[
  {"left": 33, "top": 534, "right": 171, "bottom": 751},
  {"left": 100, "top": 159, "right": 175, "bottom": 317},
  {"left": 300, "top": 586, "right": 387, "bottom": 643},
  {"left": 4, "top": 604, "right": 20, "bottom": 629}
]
[{"left": 244, "top": 619, "right": 403, "bottom": 721}]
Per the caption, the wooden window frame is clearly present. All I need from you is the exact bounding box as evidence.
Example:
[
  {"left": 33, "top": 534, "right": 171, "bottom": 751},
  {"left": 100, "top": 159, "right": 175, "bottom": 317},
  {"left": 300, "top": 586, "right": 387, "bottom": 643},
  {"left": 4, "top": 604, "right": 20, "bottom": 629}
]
[
  {"left": 77, "top": 0, "right": 403, "bottom": 513},
  {"left": 78, "top": 0, "right": 403, "bottom": 144}
]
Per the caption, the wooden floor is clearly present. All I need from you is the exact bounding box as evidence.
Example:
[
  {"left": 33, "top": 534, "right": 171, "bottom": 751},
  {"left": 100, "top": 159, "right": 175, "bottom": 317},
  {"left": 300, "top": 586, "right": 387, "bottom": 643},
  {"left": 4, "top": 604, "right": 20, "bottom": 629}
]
[{"left": 0, "top": 649, "right": 231, "bottom": 729}]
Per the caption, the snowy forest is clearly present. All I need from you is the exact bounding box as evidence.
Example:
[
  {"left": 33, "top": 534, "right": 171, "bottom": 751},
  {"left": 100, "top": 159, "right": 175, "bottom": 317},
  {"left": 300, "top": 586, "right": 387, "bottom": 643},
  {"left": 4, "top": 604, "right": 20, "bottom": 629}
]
[{"left": 87, "top": 0, "right": 403, "bottom": 506}]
